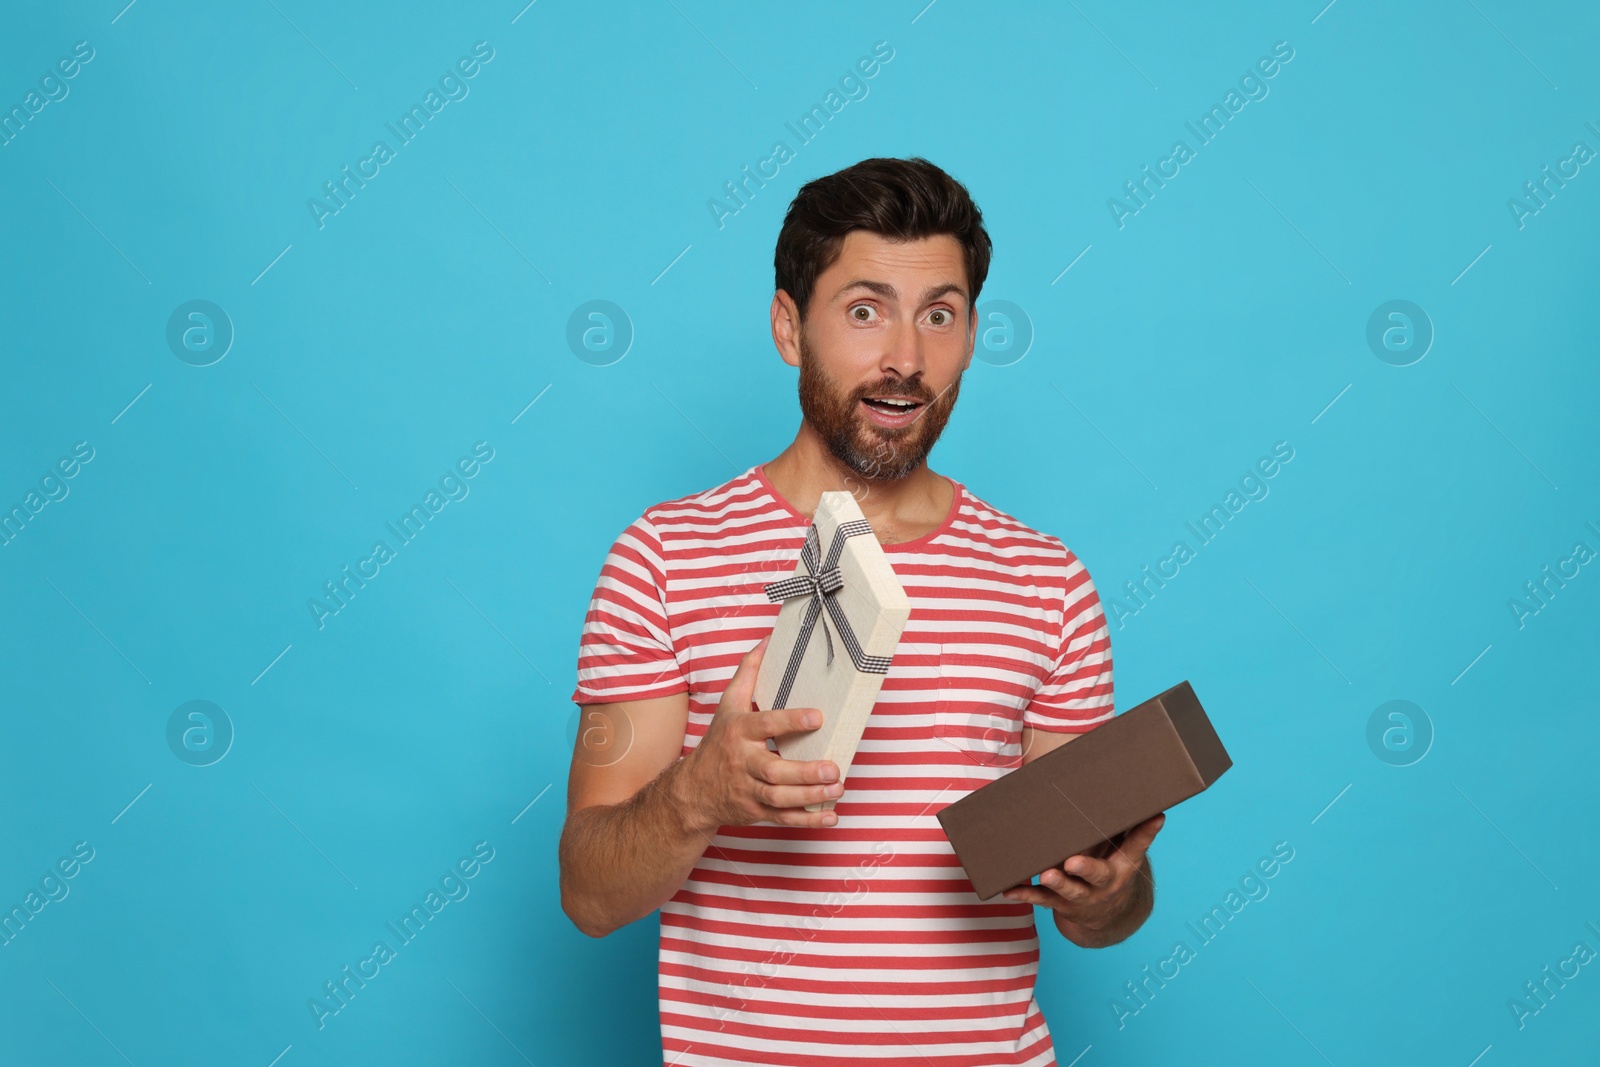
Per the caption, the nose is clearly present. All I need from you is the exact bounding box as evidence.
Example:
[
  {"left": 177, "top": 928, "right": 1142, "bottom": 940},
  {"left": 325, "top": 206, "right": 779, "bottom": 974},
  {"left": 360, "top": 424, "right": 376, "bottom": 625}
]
[{"left": 879, "top": 316, "right": 925, "bottom": 381}]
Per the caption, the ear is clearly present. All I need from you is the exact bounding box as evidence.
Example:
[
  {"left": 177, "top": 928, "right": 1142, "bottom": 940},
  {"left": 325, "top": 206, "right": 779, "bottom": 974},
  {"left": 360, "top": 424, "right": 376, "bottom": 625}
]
[{"left": 772, "top": 290, "right": 802, "bottom": 368}]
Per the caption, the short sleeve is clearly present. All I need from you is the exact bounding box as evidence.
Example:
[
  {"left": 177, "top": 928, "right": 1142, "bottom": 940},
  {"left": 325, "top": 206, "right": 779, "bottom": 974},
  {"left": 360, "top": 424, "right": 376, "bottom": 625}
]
[
  {"left": 1023, "top": 552, "right": 1115, "bottom": 733},
  {"left": 570, "top": 514, "right": 688, "bottom": 705}
]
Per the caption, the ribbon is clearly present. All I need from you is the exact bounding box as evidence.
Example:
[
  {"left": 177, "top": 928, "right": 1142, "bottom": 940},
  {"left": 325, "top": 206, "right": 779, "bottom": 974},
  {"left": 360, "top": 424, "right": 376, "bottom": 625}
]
[{"left": 763, "top": 518, "right": 893, "bottom": 709}]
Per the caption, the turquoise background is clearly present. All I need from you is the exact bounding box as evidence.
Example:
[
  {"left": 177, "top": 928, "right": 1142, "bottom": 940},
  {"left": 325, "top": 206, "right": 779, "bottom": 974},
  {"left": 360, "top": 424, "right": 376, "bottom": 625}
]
[{"left": 2, "top": 1, "right": 1597, "bottom": 1063}]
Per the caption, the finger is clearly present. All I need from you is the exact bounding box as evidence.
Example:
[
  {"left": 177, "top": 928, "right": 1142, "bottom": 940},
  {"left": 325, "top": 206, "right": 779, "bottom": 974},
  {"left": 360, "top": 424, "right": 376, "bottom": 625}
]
[
  {"left": 758, "top": 782, "right": 845, "bottom": 809},
  {"left": 1056, "top": 855, "right": 1114, "bottom": 889},
  {"left": 1099, "top": 817, "right": 1162, "bottom": 886},
  {"left": 751, "top": 751, "right": 840, "bottom": 786},
  {"left": 746, "top": 754, "right": 844, "bottom": 806},
  {"left": 1036, "top": 865, "right": 1097, "bottom": 901},
  {"left": 753, "top": 705, "right": 823, "bottom": 740},
  {"left": 760, "top": 803, "right": 839, "bottom": 828},
  {"left": 1110, "top": 813, "right": 1166, "bottom": 867},
  {"left": 1002, "top": 884, "right": 1059, "bottom": 908}
]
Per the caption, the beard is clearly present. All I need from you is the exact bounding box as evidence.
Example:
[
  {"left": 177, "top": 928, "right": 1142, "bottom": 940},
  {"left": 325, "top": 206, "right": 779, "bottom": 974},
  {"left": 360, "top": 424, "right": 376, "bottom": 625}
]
[{"left": 796, "top": 331, "right": 962, "bottom": 482}]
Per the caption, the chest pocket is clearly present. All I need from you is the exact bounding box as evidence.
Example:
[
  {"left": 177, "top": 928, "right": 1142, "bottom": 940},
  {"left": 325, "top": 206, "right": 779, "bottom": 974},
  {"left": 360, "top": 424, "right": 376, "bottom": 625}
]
[{"left": 936, "top": 647, "right": 1043, "bottom": 769}]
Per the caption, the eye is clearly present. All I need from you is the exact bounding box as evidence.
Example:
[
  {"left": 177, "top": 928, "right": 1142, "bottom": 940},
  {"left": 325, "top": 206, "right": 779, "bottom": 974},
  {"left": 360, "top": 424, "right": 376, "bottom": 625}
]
[
  {"left": 849, "top": 304, "right": 879, "bottom": 322},
  {"left": 928, "top": 308, "right": 952, "bottom": 326}
]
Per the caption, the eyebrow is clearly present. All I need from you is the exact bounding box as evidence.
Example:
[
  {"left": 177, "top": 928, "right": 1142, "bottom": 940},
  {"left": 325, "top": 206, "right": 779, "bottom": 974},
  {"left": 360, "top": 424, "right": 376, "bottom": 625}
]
[{"left": 832, "top": 279, "right": 970, "bottom": 306}]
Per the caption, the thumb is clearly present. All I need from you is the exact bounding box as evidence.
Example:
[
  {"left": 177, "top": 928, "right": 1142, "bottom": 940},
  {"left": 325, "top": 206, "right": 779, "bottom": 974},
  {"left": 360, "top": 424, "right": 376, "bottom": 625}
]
[
  {"left": 724, "top": 635, "right": 770, "bottom": 711},
  {"left": 1119, "top": 813, "right": 1166, "bottom": 862}
]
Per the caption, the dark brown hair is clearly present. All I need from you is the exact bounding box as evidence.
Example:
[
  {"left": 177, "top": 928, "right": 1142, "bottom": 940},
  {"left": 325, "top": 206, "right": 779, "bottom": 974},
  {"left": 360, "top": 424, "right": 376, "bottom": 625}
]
[{"left": 774, "top": 157, "right": 993, "bottom": 324}]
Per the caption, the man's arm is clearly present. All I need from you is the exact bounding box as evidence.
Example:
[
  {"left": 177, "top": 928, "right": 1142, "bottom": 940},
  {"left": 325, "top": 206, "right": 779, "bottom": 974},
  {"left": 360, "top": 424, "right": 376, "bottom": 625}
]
[
  {"left": 558, "top": 637, "right": 843, "bottom": 939},
  {"left": 558, "top": 693, "right": 715, "bottom": 939},
  {"left": 1003, "top": 725, "right": 1163, "bottom": 949}
]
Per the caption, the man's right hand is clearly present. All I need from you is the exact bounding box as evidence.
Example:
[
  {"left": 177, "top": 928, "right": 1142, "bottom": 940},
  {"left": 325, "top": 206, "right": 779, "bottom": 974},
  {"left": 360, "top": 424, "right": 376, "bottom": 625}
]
[{"left": 675, "top": 636, "right": 844, "bottom": 832}]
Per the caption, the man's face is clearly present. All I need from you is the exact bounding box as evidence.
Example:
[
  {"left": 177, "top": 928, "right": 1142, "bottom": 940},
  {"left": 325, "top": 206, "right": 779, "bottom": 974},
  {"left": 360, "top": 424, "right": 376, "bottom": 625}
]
[{"left": 789, "top": 231, "right": 975, "bottom": 481}]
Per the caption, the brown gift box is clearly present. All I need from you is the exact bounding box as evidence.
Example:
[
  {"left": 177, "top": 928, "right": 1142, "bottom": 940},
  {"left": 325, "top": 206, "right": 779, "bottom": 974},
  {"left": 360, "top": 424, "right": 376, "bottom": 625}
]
[{"left": 936, "top": 681, "right": 1232, "bottom": 901}]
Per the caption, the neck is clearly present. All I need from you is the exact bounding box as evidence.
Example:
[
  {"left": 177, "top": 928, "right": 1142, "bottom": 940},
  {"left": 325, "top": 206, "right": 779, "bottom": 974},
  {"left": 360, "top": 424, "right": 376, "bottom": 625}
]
[{"left": 763, "top": 422, "right": 952, "bottom": 544}]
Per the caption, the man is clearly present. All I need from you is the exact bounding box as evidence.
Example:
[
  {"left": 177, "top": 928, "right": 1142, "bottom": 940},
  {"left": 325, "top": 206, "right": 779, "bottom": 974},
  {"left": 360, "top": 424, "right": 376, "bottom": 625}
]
[{"left": 559, "top": 156, "right": 1164, "bottom": 1066}]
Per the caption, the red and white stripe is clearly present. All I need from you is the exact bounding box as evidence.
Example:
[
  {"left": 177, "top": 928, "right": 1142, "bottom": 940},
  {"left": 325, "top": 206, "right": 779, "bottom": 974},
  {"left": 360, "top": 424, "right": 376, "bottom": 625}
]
[{"left": 572, "top": 465, "right": 1114, "bottom": 1066}]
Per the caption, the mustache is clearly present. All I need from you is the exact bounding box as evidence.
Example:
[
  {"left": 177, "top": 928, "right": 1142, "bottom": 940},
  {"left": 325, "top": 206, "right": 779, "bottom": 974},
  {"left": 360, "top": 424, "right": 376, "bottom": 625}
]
[{"left": 849, "top": 379, "right": 938, "bottom": 404}]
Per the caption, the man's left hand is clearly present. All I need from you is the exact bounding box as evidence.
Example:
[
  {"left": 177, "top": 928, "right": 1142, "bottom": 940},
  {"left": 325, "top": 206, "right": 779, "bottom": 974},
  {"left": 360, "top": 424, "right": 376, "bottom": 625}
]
[{"left": 1001, "top": 812, "right": 1165, "bottom": 937}]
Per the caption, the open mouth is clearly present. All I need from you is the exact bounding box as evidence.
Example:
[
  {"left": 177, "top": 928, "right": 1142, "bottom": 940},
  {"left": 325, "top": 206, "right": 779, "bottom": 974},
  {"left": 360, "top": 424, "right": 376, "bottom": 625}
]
[{"left": 860, "top": 396, "right": 926, "bottom": 424}]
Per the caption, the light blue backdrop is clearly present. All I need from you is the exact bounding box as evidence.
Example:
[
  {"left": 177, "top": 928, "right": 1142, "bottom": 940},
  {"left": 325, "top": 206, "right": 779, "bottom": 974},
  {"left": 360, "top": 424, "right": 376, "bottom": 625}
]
[{"left": 1, "top": 1, "right": 1596, "bottom": 1063}]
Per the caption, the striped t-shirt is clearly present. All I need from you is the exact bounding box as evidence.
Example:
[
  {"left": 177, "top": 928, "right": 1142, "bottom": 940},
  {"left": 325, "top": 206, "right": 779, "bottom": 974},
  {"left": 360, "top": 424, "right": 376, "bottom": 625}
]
[{"left": 570, "top": 464, "right": 1115, "bottom": 1066}]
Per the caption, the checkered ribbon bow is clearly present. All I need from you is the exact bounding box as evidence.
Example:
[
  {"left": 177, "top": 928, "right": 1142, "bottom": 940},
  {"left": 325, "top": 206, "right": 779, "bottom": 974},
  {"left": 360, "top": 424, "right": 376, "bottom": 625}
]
[{"left": 763, "top": 518, "right": 893, "bottom": 709}]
